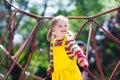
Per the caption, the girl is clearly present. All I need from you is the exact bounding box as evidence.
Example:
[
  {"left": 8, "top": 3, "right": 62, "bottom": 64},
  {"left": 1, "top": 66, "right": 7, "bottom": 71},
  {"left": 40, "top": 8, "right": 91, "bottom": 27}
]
[{"left": 47, "top": 15, "right": 88, "bottom": 80}]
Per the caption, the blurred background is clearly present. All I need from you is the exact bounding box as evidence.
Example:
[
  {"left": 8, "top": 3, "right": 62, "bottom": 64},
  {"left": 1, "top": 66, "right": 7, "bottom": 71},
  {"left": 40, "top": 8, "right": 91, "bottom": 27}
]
[{"left": 0, "top": 0, "right": 120, "bottom": 80}]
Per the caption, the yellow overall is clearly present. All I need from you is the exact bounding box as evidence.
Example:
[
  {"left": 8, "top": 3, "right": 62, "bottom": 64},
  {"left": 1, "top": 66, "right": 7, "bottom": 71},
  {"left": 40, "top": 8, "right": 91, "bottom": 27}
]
[{"left": 52, "top": 37, "right": 82, "bottom": 80}]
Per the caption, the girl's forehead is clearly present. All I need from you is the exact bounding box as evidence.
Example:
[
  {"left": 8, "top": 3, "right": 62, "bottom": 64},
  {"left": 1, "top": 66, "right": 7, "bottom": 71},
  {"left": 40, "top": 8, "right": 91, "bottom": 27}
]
[{"left": 56, "top": 20, "right": 68, "bottom": 24}]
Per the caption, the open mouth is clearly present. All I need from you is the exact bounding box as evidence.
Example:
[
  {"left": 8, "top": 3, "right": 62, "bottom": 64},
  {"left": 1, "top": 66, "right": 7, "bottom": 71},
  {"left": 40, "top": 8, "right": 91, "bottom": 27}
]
[{"left": 61, "top": 30, "right": 66, "bottom": 32}]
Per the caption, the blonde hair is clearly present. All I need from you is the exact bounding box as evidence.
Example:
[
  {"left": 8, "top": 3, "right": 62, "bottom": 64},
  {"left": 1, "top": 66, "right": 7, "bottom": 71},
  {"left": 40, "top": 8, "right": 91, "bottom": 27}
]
[{"left": 47, "top": 15, "right": 73, "bottom": 41}]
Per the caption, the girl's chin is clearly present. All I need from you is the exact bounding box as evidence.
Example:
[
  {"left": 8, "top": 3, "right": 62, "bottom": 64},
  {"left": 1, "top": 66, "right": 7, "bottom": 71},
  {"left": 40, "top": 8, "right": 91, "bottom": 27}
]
[
  {"left": 61, "top": 32, "right": 67, "bottom": 35},
  {"left": 61, "top": 34, "right": 67, "bottom": 36},
  {"left": 57, "top": 35, "right": 66, "bottom": 38}
]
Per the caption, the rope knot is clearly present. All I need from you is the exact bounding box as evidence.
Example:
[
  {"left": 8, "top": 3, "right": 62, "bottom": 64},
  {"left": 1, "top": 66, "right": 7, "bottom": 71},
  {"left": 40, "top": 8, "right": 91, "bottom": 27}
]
[{"left": 88, "top": 16, "right": 93, "bottom": 22}]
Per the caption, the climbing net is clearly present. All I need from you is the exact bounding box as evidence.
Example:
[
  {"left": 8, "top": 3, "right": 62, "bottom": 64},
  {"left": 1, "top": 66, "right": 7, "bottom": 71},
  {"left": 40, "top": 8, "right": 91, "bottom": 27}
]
[{"left": 0, "top": 0, "right": 120, "bottom": 80}]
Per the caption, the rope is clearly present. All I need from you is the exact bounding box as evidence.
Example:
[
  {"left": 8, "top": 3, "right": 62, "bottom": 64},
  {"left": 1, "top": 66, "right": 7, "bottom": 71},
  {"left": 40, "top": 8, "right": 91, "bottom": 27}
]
[
  {"left": 0, "top": 45, "right": 44, "bottom": 80},
  {"left": 75, "top": 20, "right": 89, "bottom": 40},
  {"left": 8, "top": 12, "right": 17, "bottom": 52},
  {"left": 91, "top": 22, "right": 106, "bottom": 80},
  {"left": 83, "top": 21, "right": 93, "bottom": 80},
  {"left": 109, "top": 60, "right": 120, "bottom": 80},
  {"left": 94, "top": 20, "right": 120, "bottom": 45},
  {"left": 0, "top": 11, "right": 17, "bottom": 44},
  {"left": 19, "top": 21, "right": 41, "bottom": 80},
  {"left": 0, "top": 10, "right": 16, "bottom": 20},
  {"left": 0, "top": 0, "right": 120, "bottom": 80},
  {"left": 3, "top": 19, "right": 41, "bottom": 80}
]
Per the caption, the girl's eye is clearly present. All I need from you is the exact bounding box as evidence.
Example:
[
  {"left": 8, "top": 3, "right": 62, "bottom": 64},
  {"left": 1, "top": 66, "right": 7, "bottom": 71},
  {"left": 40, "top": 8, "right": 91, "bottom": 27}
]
[
  {"left": 58, "top": 25, "right": 67, "bottom": 28},
  {"left": 59, "top": 25, "right": 62, "bottom": 27},
  {"left": 64, "top": 25, "right": 67, "bottom": 27}
]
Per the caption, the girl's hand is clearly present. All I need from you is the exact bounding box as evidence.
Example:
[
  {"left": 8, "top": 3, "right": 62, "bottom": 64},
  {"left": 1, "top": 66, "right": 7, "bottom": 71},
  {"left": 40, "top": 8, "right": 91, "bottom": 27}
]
[
  {"left": 47, "top": 70, "right": 52, "bottom": 76},
  {"left": 79, "top": 58, "right": 89, "bottom": 68}
]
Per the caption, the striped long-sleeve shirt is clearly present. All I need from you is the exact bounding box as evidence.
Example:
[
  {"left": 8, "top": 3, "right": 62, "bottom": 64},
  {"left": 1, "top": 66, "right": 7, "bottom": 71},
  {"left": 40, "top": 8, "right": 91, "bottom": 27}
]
[{"left": 47, "top": 36, "right": 86, "bottom": 73}]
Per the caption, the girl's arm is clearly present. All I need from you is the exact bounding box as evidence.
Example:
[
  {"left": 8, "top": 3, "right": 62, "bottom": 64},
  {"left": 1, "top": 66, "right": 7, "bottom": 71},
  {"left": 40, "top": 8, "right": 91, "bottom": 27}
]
[
  {"left": 47, "top": 43, "right": 54, "bottom": 76},
  {"left": 67, "top": 38, "right": 88, "bottom": 67}
]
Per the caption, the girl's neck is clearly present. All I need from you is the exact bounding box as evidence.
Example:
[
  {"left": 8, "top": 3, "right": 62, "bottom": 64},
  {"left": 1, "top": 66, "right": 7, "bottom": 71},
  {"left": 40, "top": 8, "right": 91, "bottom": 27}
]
[{"left": 56, "top": 36, "right": 65, "bottom": 40}]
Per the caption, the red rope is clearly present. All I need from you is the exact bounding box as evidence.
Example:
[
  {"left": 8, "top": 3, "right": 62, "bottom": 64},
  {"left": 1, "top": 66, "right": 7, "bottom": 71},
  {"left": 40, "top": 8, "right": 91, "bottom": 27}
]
[
  {"left": 0, "top": 11, "right": 17, "bottom": 44},
  {"left": 3, "top": 20, "right": 41, "bottom": 80},
  {"left": 94, "top": 20, "right": 120, "bottom": 45},
  {"left": 93, "top": 7, "right": 120, "bottom": 18},
  {"left": 8, "top": 12, "right": 17, "bottom": 52},
  {"left": 85, "top": 68, "right": 98, "bottom": 80},
  {"left": 0, "top": 10, "right": 16, "bottom": 20},
  {"left": 0, "top": 45, "right": 44, "bottom": 80},
  {"left": 109, "top": 60, "right": 120, "bottom": 80},
  {"left": 75, "top": 20, "right": 89, "bottom": 40},
  {"left": 19, "top": 21, "right": 41, "bottom": 80},
  {"left": 2, "top": 0, "right": 120, "bottom": 80},
  {"left": 91, "top": 22, "right": 106, "bottom": 80},
  {"left": 41, "top": 21, "right": 49, "bottom": 30},
  {"left": 82, "top": 21, "right": 93, "bottom": 80}
]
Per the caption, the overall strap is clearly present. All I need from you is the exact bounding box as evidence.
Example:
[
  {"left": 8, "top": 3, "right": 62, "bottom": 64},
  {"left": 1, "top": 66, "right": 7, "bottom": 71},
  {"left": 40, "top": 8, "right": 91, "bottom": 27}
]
[
  {"left": 52, "top": 39, "right": 55, "bottom": 47},
  {"left": 52, "top": 36, "right": 67, "bottom": 47},
  {"left": 62, "top": 36, "right": 67, "bottom": 46}
]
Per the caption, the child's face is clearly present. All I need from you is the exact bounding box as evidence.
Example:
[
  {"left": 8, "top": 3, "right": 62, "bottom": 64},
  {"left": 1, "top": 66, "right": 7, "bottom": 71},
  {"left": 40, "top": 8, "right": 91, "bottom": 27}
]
[{"left": 52, "top": 20, "right": 68, "bottom": 39}]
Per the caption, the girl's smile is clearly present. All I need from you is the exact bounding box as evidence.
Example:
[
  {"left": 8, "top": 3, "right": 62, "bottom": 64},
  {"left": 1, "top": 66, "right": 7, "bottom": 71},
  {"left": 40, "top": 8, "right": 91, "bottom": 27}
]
[
  {"left": 52, "top": 20, "right": 68, "bottom": 40},
  {"left": 61, "top": 30, "right": 67, "bottom": 32}
]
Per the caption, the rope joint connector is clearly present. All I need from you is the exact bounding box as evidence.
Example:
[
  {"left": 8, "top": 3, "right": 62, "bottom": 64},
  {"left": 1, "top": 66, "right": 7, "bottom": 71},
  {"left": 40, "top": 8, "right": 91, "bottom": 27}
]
[{"left": 88, "top": 16, "right": 94, "bottom": 22}]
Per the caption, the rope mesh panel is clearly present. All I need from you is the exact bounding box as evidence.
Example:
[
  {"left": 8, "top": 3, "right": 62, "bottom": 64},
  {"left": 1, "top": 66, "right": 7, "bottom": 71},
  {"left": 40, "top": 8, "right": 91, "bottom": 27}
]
[{"left": 0, "top": 0, "right": 120, "bottom": 80}]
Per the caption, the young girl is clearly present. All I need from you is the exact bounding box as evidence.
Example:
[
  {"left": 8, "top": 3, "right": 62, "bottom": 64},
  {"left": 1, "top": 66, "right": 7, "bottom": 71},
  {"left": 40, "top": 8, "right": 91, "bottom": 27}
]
[{"left": 47, "top": 15, "right": 88, "bottom": 80}]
